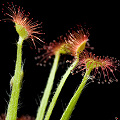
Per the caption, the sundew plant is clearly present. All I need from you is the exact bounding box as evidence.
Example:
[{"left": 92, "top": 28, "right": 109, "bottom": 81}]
[{"left": 0, "top": 2, "right": 120, "bottom": 120}]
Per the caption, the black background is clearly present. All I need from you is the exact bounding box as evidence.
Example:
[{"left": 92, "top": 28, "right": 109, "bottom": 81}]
[{"left": 0, "top": 0, "right": 120, "bottom": 120}]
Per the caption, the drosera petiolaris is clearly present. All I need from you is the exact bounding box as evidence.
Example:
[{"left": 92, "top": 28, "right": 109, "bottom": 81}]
[
  {"left": 1, "top": 2, "right": 119, "bottom": 120},
  {"left": 1, "top": 2, "right": 44, "bottom": 120}
]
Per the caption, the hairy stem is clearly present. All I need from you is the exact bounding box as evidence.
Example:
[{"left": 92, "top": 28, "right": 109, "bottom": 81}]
[
  {"left": 36, "top": 51, "right": 60, "bottom": 120},
  {"left": 44, "top": 58, "right": 79, "bottom": 120},
  {"left": 6, "top": 36, "right": 24, "bottom": 120},
  {"left": 60, "top": 68, "right": 92, "bottom": 120}
]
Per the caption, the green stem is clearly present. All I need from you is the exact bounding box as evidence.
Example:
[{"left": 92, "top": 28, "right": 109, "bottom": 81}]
[
  {"left": 60, "top": 68, "right": 92, "bottom": 120},
  {"left": 44, "top": 58, "right": 79, "bottom": 120},
  {"left": 6, "top": 36, "right": 24, "bottom": 120},
  {"left": 36, "top": 51, "right": 60, "bottom": 120}
]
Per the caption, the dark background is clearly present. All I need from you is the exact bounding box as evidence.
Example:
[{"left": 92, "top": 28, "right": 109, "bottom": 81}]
[{"left": 0, "top": 0, "right": 120, "bottom": 120}]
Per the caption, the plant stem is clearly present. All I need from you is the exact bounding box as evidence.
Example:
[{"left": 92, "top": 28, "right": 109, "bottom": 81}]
[
  {"left": 60, "top": 68, "right": 92, "bottom": 120},
  {"left": 6, "top": 36, "right": 24, "bottom": 120},
  {"left": 44, "top": 58, "right": 79, "bottom": 120},
  {"left": 36, "top": 51, "right": 60, "bottom": 120}
]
